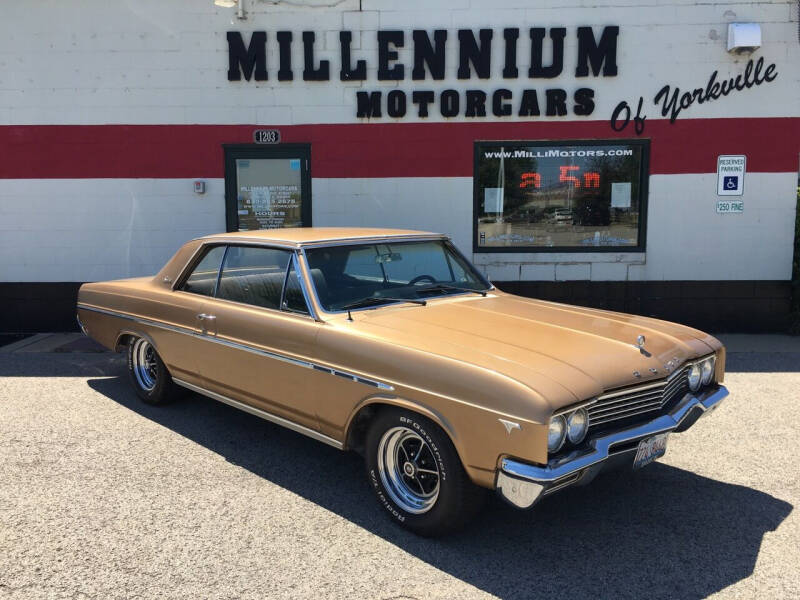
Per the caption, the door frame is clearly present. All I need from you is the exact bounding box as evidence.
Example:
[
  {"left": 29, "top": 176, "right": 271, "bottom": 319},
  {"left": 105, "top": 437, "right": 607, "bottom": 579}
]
[{"left": 223, "top": 143, "right": 312, "bottom": 232}]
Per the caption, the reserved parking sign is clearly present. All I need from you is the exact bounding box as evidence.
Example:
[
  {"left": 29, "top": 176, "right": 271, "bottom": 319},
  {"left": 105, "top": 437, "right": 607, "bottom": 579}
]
[{"left": 717, "top": 155, "right": 746, "bottom": 196}]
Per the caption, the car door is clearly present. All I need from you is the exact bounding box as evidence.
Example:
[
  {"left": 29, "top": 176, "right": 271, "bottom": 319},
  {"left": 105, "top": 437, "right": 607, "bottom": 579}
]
[
  {"left": 193, "top": 244, "right": 321, "bottom": 431},
  {"left": 154, "top": 244, "right": 227, "bottom": 386}
]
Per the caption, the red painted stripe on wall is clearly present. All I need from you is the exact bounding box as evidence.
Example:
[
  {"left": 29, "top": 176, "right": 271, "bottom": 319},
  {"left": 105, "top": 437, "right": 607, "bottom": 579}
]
[{"left": 0, "top": 118, "right": 797, "bottom": 179}]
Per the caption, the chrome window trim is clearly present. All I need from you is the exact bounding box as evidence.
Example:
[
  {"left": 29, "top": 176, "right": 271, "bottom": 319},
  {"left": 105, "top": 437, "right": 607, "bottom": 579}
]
[
  {"left": 175, "top": 240, "right": 299, "bottom": 292},
  {"left": 173, "top": 243, "right": 228, "bottom": 296},
  {"left": 171, "top": 377, "right": 344, "bottom": 449},
  {"left": 289, "top": 251, "right": 318, "bottom": 320},
  {"left": 190, "top": 234, "right": 445, "bottom": 250},
  {"left": 188, "top": 236, "right": 300, "bottom": 250},
  {"left": 298, "top": 234, "right": 447, "bottom": 249},
  {"left": 213, "top": 245, "right": 229, "bottom": 298},
  {"left": 76, "top": 303, "right": 393, "bottom": 391},
  {"left": 176, "top": 242, "right": 320, "bottom": 322}
]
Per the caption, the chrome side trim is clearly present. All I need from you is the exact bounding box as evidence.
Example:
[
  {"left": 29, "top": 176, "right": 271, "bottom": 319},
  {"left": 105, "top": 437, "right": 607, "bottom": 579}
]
[
  {"left": 76, "top": 303, "right": 395, "bottom": 391},
  {"left": 78, "top": 304, "right": 191, "bottom": 339},
  {"left": 204, "top": 332, "right": 316, "bottom": 371},
  {"left": 501, "top": 385, "right": 728, "bottom": 486},
  {"left": 311, "top": 364, "right": 394, "bottom": 390},
  {"left": 172, "top": 378, "right": 344, "bottom": 450},
  {"left": 76, "top": 313, "right": 88, "bottom": 336}
]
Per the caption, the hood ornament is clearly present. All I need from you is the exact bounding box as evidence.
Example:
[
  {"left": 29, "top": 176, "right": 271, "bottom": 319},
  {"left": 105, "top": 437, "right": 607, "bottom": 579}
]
[
  {"left": 498, "top": 419, "right": 521, "bottom": 434},
  {"left": 635, "top": 334, "right": 652, "bottom": 357}
]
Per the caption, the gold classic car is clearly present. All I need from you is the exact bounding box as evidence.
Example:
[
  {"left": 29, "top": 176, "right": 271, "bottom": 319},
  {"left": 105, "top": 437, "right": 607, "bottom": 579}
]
[{"left": 76, "top": 228, "right": 728, "bottom": 536}]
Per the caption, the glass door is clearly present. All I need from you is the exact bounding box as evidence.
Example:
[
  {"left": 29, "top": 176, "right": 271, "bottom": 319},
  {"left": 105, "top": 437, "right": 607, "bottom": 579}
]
[{"left": 224, "top": 144, "right": 311, "bottom": 232}]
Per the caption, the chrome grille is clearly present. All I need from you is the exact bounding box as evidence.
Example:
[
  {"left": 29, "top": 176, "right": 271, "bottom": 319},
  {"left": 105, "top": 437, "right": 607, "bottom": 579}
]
[{"left": 588, "top": 364, "right": 690, "bottom": 428}]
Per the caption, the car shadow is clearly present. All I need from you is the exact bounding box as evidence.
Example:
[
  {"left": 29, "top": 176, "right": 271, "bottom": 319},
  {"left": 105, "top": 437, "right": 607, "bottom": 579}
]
[{"left": 86, "top": 372, "right": 792, "bottom": 600}]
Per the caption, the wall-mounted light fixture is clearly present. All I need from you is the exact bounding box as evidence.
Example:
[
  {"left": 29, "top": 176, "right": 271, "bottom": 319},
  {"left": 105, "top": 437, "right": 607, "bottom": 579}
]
[
  {"left": 727, "top": 23, "right": 761, "bottom": 53},
  {"left": 214, "top": 0, "right": 246, "bottom": 20}
]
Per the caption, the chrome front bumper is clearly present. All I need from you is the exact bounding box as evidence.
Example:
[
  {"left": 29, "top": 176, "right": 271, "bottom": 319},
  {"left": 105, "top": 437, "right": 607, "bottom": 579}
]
[{"left": 496, "top": 385, "right": 729, "bottom": 509}]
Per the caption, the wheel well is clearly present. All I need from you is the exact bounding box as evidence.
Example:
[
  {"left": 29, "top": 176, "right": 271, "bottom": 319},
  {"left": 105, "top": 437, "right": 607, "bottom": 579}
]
[
  {"left": 345, "top": 403, "right": 384, "bottom": 456},
  {"left": 345, "top": 401, "right": 459, "bottom": 460},
  {"left": 115, "top": 333, "right": 134, "bottom": 352}
]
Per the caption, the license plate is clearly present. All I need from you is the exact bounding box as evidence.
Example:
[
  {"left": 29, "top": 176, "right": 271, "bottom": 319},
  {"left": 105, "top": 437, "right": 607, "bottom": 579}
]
[{"left": 633, "top": 433, "right": 669, "bottom": 469}]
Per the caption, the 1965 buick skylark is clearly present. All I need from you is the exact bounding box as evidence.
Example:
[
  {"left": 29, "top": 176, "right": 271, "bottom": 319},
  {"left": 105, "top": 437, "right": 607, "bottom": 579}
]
[{"left": 77, "top": 228, "right": 728, "bottom": 536}]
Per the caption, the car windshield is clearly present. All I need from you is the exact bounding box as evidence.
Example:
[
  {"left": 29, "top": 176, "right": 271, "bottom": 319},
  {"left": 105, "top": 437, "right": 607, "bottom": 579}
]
[{"left": 304, "top": 239, "right": 491, "bottom": 312}]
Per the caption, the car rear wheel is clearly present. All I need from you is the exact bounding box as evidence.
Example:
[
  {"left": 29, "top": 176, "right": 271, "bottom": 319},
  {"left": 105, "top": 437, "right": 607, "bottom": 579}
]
[
  {"left": 365, "top": 408, "right": 485, "bottom": 536},
  {"left": 127, "top": 337, "right": 181, "bottom": 405}
]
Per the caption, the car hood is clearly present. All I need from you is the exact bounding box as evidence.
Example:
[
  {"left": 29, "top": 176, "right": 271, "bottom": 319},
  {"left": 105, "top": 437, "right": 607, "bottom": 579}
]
[{"left": 346, "top": 292, "right": 719, "bottom": 411}]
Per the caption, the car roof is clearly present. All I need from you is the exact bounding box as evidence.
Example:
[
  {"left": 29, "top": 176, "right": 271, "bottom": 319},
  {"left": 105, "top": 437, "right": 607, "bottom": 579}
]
[{"left": 199, "top": 227, "right": 446, "bottom": 248}]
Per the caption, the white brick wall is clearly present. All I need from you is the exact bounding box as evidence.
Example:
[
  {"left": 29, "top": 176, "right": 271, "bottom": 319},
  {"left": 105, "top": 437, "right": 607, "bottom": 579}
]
[
  {"left": 0, "top": 171, "right": 795, "bottom": 282},
  {"left": 0, "top": 0, "right": 796, "bottom": 125},
  {"left": 0, "top": 179, "right": 225, "bottom": 281},
  {"left": 471, "top": 173, "right": 797, "bottom": 282},
  {"left": 0, "top": 0, "right": 796, "bottom": 284}
]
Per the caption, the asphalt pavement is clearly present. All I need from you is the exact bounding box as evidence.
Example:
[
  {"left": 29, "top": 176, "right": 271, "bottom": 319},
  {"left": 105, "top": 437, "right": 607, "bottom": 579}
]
[{"left": 1, "top": 341, "right": 798, "bottom": 599}]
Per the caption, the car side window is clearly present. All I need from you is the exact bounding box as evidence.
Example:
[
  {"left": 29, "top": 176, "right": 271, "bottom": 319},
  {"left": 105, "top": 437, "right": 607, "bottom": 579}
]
[
  {"left": 216, "top": 246, "right": 292, "bottom": 310},
  {"left": 282, "top": 259, "right": 310, "bottom": 315},
  {"left": 180, "top": 246, "right": 226, "bottom": 297}
]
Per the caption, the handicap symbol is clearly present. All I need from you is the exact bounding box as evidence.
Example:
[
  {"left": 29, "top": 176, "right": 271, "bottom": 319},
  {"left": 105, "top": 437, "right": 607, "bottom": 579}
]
[{"left": 723, "top": 176, "right": 739, "bottom": 190}]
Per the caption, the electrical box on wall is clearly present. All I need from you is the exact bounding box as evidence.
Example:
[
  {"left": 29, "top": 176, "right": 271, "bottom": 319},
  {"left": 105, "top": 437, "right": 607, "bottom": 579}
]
[
  {"left": 193, "top": 181, "right": 206, "bottom": 194},
  {"left": 727, "top": 23, "right": 761, "bottom": 52}
]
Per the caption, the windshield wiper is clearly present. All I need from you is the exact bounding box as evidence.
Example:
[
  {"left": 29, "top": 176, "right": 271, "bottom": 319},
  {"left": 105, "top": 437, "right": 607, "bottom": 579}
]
[
  {"left": 415, "top": 283, "right": 488, "bottom": 297},
  {"left": 342, "top": 296, "right": 427, "bottom": 320}
]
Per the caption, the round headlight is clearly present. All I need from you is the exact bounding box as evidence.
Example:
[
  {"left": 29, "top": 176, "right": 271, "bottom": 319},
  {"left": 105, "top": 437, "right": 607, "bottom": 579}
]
[
  {"left": 566, "top": 408, "right": 589, "bottom": 444},
  {"left": 688, "top": 363, "right": 702, "bottom": 391},
  {"left": 701, "top": 357, "right": 715, "bottom": 385},
  {"left": 548, "top": 415, "right": 566, "bottom": 453}
]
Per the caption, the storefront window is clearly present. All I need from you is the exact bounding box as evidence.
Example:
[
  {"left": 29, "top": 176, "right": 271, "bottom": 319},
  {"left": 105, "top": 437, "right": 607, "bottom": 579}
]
[{"left": 474, "top": 140, "right": 649, "bottom": 252}]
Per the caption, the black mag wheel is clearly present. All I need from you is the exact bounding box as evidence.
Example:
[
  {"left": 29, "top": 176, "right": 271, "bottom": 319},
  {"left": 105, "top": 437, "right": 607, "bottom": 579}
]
[{"left": 365, "top": 408, "right": 485, "bottom": 536}]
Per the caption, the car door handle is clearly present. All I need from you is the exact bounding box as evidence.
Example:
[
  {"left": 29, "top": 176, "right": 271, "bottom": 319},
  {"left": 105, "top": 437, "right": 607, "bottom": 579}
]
[{"left": 197, "top": 313, "right": 216, "bottom": 322}]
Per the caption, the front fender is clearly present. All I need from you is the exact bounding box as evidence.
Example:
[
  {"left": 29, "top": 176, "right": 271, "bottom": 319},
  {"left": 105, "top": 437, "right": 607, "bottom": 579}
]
[{"left": 343, "top": 392, "right": 548, "bottom": 489}]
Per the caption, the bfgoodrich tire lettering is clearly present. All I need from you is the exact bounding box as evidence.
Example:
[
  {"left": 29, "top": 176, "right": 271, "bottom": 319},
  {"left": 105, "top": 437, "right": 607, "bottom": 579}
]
[
  {"left": 365, "top": 408, "right": 484, "bottom": 536},
  {"left": 126, "top": 337, "right": 182, "bottom": 405}
]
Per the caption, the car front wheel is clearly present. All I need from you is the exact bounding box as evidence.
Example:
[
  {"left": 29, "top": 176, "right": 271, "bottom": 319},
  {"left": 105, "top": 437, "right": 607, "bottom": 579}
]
[
  {"left": 365, "top": 408, "right": 484, "bottom": 536},
  {"left": 127, "top": 337, "right": 181, "bottom": 405}
]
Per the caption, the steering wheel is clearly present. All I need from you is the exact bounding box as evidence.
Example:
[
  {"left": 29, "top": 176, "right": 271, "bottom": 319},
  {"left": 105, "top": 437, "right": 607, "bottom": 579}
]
[{"left": 409, "top": 274, "right": 436, "bottom": 286}]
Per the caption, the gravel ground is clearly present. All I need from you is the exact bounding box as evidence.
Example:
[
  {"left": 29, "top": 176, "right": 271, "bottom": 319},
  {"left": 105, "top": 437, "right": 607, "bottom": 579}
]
[{"left": 1, "top": 351, "right": 798, "bottom": 599}]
